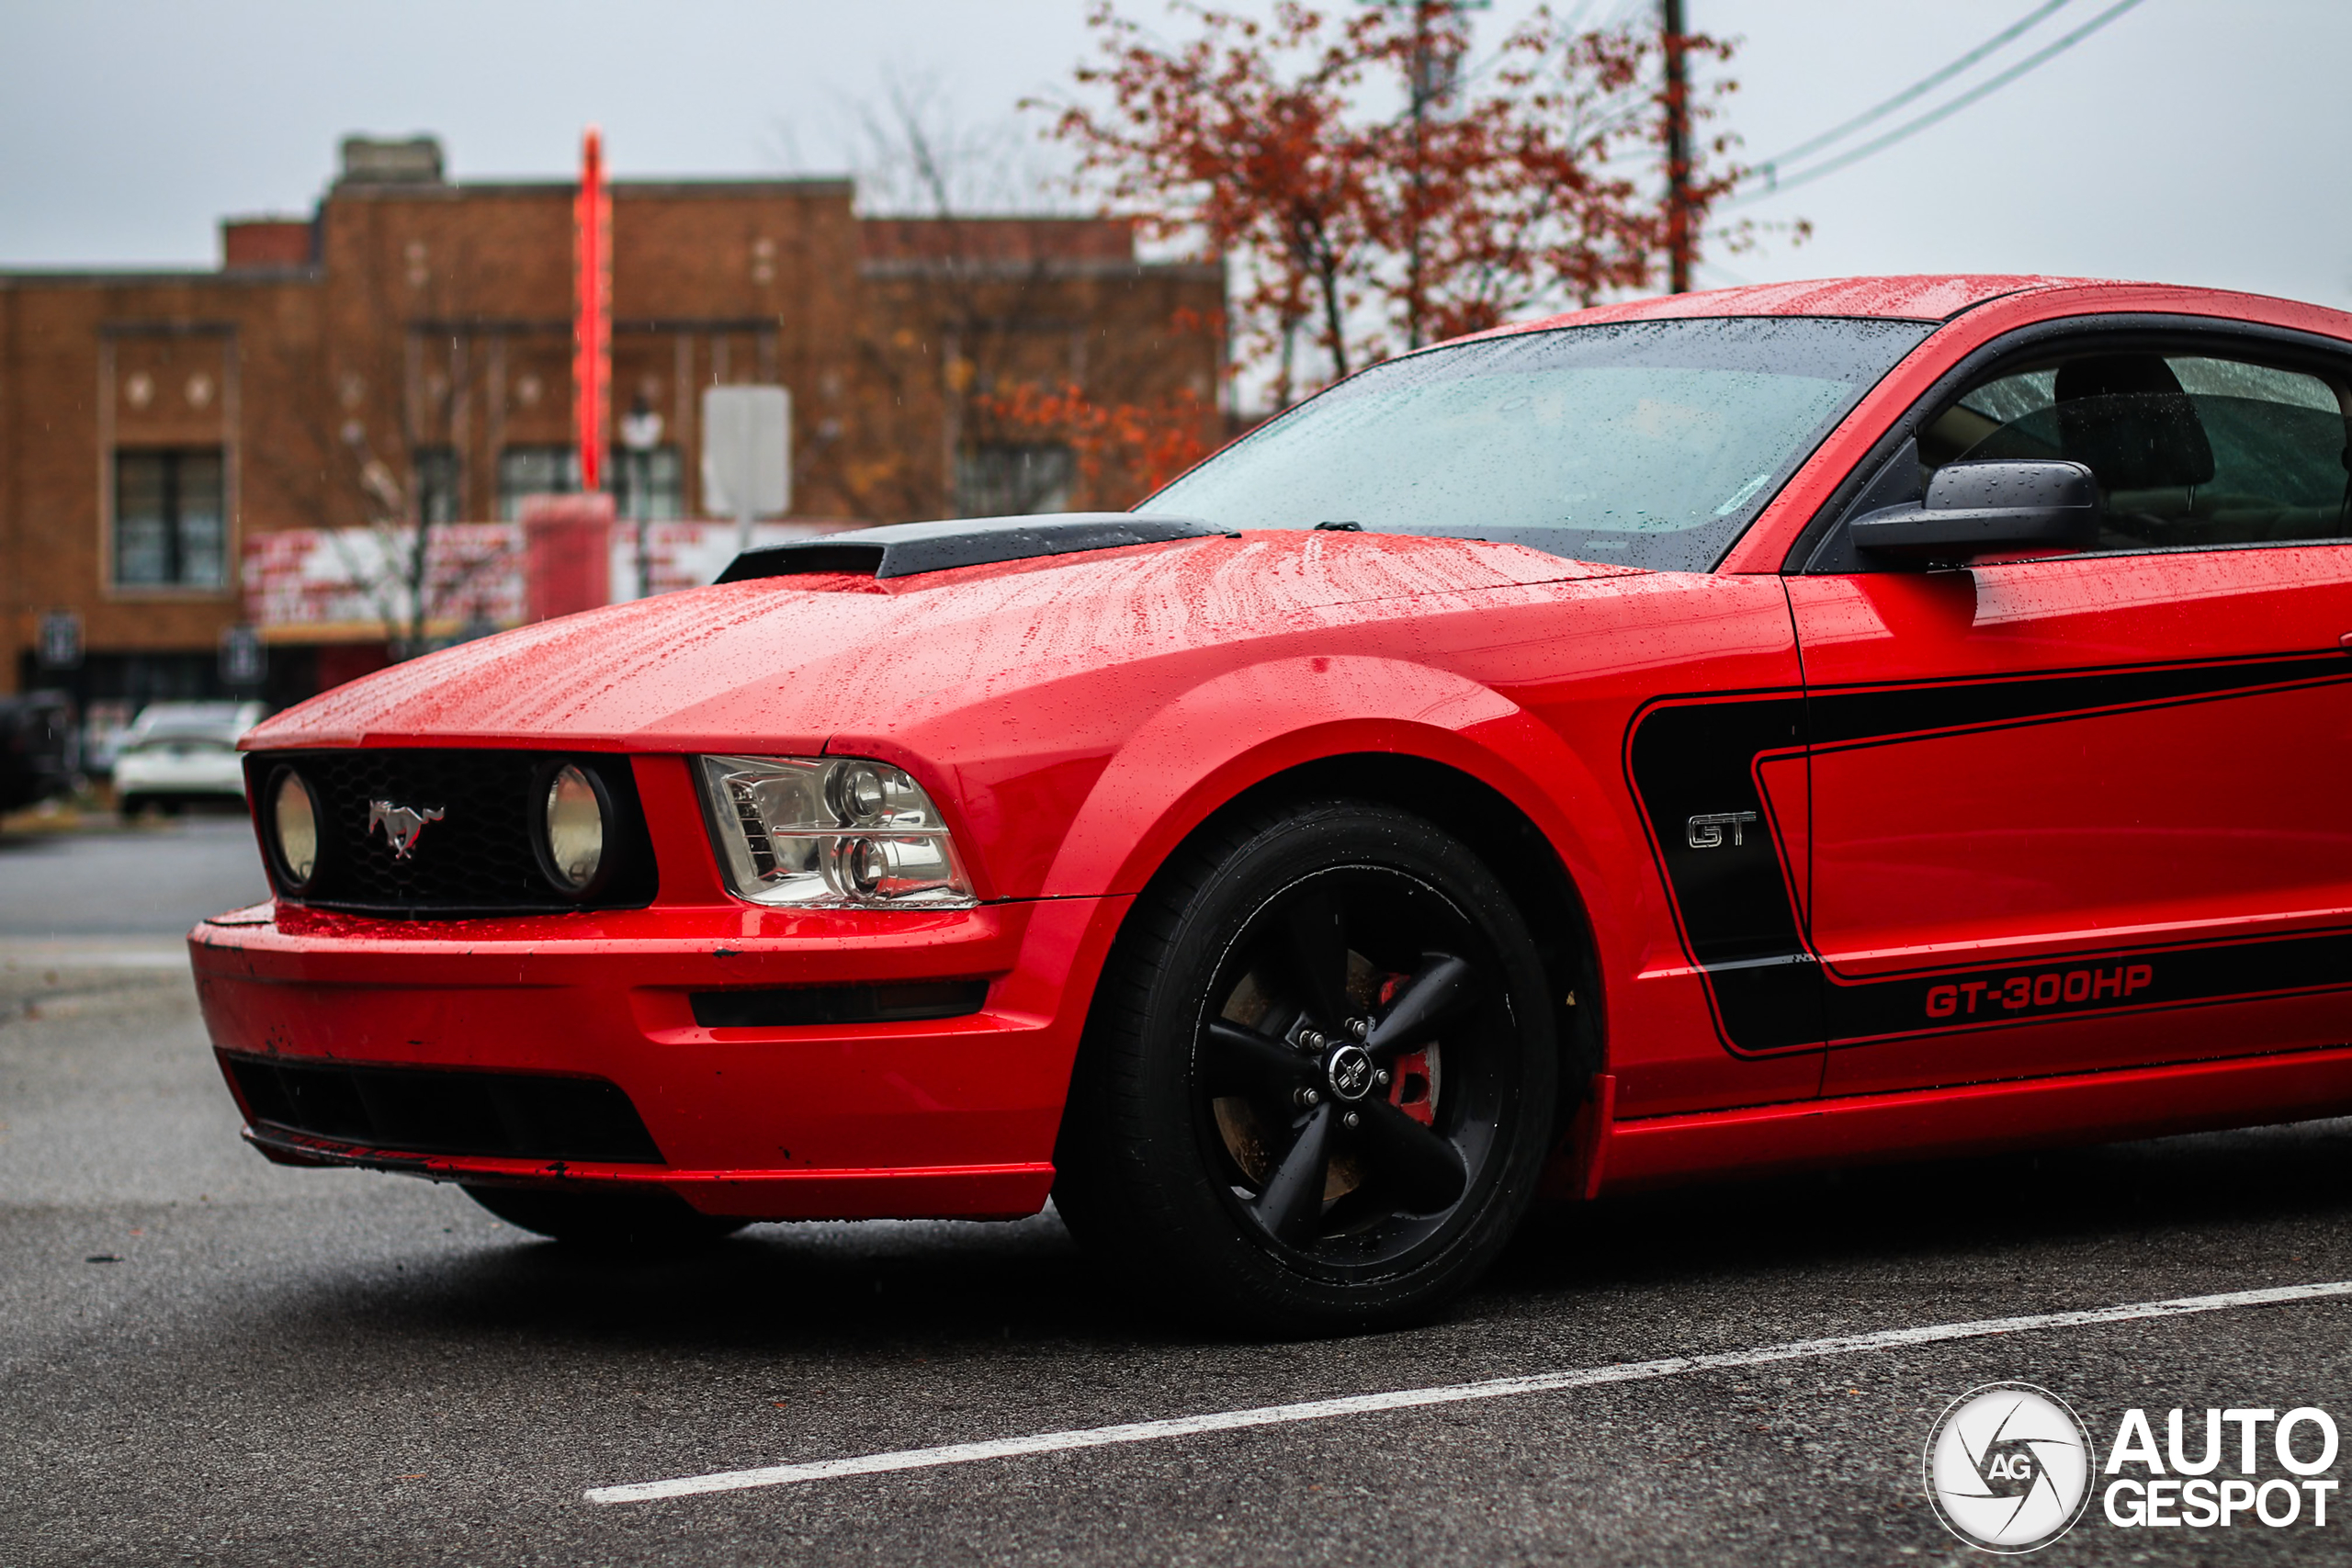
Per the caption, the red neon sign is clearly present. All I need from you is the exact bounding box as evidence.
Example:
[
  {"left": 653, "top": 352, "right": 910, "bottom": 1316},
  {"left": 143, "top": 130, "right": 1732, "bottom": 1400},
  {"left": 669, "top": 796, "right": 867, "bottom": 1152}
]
[{"left": 574, "top": 126, "right": 611, "bottom": 494}]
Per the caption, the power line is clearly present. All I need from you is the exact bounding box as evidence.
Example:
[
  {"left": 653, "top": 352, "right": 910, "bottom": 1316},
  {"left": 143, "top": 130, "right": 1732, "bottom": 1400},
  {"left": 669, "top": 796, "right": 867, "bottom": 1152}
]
[
  {"left": 1733, "top": 0, "right": 2152, "bottom": 205},
  {"left": 1753, "top": 0, "right": 2075, "bottom": 178}
]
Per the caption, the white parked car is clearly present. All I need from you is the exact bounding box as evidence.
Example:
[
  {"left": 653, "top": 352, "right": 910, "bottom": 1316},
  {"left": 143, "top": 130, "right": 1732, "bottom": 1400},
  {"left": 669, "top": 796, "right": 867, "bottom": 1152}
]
[{"left": 114, "top": 702, "right": 266, "bottom": 818}]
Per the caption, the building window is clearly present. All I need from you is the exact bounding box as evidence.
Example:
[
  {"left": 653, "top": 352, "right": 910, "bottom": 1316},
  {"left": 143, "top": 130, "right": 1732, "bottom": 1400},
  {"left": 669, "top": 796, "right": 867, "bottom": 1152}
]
[
  {"left": 955, "top": 442, "right": 1076, "bottom": 516},
  {"left": 496, "top": 445, "right": 580, "bottom": 520},
  {"left": 613, "top": 444, "right": 684, "bottom": 521},
  {"left": 413, "top": 447, "right": 461, "bottom": 525},
  {"left": 498, "top": 444, "right": 684, "bottom": 519},
  {"left": 114, "top": 448, "right": 226, "bottom": 588}
]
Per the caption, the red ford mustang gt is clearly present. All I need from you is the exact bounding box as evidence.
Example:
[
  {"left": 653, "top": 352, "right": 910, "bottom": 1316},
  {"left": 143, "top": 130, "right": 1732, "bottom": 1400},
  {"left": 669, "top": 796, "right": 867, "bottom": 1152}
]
[{"left": 195, "top": 276, "right": 2352, "bottom": 1331}]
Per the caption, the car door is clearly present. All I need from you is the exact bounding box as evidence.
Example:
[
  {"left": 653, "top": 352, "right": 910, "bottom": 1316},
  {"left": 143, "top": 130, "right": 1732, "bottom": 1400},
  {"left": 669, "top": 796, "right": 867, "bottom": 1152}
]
[{"left": 1794, "top": 332, "right": 2352, "bottom": 1097}]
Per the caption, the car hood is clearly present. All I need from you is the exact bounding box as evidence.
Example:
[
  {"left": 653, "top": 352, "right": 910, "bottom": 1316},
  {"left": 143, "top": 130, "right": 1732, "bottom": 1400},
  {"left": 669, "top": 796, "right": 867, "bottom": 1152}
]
[{"left": 245, "top": 530, "right": 1640, "bottom": 753}]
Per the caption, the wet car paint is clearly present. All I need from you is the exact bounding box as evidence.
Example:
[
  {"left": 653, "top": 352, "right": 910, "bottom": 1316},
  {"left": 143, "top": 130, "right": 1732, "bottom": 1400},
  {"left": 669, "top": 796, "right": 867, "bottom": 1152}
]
[{"left": 192, "top": 275, "right": 2352, "bottom": 1221}]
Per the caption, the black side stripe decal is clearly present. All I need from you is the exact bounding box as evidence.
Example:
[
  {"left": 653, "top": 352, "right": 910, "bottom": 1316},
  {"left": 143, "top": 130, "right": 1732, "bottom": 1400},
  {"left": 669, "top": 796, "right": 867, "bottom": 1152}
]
[
  {"left": 1624, "top": 653, "right": 2352, "bottom": 1057},
  {"left": 1809, "top": 651, "right": 2349, "bottom": 750},
  {"left": 1626, "top": 694, "right": 1820, "bottom": 1053},
  {"left": 1817, "top": 923, "right": 2352, "bottom": 1044}
]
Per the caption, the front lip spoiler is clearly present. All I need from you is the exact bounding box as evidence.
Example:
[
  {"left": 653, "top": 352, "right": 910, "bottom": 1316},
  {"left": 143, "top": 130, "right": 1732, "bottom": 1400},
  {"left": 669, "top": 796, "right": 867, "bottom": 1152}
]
[
  {"left": 241, "top": 1122, "right": 639, "bottom": 1182},
  {"left": 237, "top": 1123, "right": 1059, "bottom": 1221}
]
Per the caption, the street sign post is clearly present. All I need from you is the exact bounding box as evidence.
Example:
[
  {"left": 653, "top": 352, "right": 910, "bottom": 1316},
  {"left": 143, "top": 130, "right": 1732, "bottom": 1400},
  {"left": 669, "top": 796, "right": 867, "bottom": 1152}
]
[
  {"left": 701, "top": 385, "right": 790, "bottom": 552},
  {"left": 219, "top": 624, "right": 266, "bottom": 687},
  {"left": 37, "top": 611, "right": 82, "bottom": 671},
  {"left": 619, "top": 400, "right": 664, "bottom": 599}
]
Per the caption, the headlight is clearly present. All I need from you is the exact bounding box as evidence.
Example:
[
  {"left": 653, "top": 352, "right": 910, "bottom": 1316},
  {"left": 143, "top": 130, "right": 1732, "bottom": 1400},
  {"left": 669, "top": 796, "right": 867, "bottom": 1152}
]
[
  {"left": 695, "top": 754, "right": 975, "bottom": 908},
  {"left": 267, "top": 766, "right": 321, "bottom": 890},
  {"left": 539, "top": 762, "right": 608, "bottom": 895}
]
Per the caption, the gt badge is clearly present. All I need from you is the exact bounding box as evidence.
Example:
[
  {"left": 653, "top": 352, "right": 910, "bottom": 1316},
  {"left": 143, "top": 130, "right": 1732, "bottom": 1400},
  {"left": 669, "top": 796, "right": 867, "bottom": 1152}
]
[
  {"left": 1686, "top": 810, "right": 1759, "bottom": 850},
  {"left": 368, "top": 799, "right": 445, "bottom": 860}
]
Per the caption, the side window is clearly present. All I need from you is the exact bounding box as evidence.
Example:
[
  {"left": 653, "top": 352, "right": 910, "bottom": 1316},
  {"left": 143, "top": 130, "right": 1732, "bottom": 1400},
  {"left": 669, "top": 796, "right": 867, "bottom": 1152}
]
[{"left": 1919, "top": 350, "right": 2352, "bottom": 550}]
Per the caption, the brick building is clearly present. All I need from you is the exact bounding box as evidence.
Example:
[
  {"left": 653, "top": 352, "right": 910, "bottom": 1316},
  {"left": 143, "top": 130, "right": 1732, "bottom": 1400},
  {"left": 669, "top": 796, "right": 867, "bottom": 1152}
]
[{"left": 0, "top": 135, "right": 1225, "bottom": 710}]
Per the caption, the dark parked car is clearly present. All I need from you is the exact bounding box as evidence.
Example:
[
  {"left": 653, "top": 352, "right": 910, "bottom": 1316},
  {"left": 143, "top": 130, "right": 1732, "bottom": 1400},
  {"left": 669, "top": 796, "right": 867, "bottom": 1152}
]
[{"left": 0, "top": 692, "right": 74, "bottom": 814}]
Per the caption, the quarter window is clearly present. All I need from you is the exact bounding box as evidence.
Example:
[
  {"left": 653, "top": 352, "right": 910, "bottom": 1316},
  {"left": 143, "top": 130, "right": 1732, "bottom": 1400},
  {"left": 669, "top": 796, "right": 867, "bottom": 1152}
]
[
  {"left": 114, "top": 448, "right": 226, "bottom": 588},
  {"left": 1924, "top": 350, "right": 2352, "bottom": 550}
]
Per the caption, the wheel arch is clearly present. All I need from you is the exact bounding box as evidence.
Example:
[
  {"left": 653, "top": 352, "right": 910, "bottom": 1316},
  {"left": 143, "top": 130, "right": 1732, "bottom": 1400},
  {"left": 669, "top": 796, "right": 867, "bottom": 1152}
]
[
  {"left": 1056, "top": 743, "right": 1612, "bottom": 1187},
  {"left": 1035, "top": 655, "right": 1623, "bottom": 911},
  {"left": 1037, "top": 655, "right": 1632, "bottom": 1163},
  {"left": 1198, "top": 750, "right": 1606, "bottom": 1090}
]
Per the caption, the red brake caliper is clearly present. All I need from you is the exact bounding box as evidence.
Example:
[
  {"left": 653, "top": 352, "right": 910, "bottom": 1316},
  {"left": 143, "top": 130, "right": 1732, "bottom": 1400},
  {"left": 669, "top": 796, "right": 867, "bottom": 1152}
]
[{"left": 1376, "top": 973, "right": 1437, "bottom": 1126}]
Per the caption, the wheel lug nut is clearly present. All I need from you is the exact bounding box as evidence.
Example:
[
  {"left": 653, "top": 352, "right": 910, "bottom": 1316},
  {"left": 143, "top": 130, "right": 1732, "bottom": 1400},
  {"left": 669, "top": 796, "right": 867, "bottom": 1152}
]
[
  {"left": 1299, "top": 1030, "right": 1325, "bottom": 1052},
  {"left": 1342, "top": 1111, "right": 1361, "bottom": 1130},
  {"left": 1374, "top": 1069, "right": 1392, "bottom": 1089},
  {"left": 1295, "top": 1087, "right": 1321, "bottom": 1108},
  {"left": 1349, "top": 1018, "right": 1371, "bottom": 1041}
]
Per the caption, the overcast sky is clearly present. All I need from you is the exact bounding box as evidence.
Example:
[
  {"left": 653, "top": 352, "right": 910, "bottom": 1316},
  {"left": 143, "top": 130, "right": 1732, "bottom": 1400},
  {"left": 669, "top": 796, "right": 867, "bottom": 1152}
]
[{"left": 4, "top": 0, "right": 2348, "bottom": 312}]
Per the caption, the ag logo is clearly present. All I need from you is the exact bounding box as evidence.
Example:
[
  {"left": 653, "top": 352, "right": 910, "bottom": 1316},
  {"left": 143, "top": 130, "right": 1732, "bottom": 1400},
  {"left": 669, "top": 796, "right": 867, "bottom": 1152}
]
[{"left": 1924, "top": 1382, "right": 2092, "bottom": 1553}]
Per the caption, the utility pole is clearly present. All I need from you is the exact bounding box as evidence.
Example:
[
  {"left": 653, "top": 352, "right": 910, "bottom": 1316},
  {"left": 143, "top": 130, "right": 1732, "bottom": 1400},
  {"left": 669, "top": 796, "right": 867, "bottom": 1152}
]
[
  {"left": 1370, "top": 0, "right": 1487, "bottom": 352},
  {"left": 1406, "top": 1, "right": 1432, "bottom": 350},
  {"left": 1661, "top": 0, "right": 1692, "bottom": 294}
]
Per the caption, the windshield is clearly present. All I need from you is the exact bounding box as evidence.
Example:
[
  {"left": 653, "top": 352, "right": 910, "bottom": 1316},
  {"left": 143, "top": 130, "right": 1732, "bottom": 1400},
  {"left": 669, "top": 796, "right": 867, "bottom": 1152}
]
[{"left": 1147, "top": 316, "right": 1931, "bottom": 571}]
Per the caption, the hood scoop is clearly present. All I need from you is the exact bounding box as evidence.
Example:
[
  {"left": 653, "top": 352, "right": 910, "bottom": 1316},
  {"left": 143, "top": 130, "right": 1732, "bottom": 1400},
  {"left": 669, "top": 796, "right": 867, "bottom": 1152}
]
[{"left": 717, "top": 513, "right": 1227, "bottom": 583}]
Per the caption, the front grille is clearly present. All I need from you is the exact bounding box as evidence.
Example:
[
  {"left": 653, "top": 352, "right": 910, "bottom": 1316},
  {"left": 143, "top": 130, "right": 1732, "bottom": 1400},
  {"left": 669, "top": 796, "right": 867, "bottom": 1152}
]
[
  {"left": 249, "top": 749, "right": 657, "bottom": 916},
  {"left": 222, "top": 1053, "right": 665, "bottom": 1164}
]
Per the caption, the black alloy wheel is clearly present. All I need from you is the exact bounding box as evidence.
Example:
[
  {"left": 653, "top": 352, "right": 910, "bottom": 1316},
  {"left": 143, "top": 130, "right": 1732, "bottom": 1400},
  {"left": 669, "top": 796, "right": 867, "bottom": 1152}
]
[{"left": 1055, "top": 801, "right": 1558, "bottom": 1333}]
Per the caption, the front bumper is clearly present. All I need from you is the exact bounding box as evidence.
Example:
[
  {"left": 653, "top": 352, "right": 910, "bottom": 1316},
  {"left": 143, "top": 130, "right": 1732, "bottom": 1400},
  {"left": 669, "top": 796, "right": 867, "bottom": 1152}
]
[{"left": 188, "top": 892, "right": 1128, "bottom": 1220}]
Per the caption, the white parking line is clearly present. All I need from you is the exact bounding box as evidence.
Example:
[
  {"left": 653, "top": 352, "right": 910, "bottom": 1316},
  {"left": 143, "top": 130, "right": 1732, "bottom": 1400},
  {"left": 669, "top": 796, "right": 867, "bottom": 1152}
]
[{"left": 586, "top": 1278, "right": 2352, "bottom": 1505}]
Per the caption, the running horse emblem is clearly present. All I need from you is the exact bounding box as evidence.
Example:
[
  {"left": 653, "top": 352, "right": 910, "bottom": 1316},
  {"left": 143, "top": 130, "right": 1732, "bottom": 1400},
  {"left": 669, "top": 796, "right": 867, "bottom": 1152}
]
[{"left": 368, "top": 799, "right": 446, "bottom": 860}]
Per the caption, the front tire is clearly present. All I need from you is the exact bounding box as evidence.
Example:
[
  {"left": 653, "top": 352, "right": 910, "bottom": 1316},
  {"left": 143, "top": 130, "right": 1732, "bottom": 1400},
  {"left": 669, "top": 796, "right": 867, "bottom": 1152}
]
[
  {"left": 1055, "top": 801, "right": 1558, "bottom": 1334},
  {"left": 461, "top": 1184, "right": 747, "bottom": 1251}
]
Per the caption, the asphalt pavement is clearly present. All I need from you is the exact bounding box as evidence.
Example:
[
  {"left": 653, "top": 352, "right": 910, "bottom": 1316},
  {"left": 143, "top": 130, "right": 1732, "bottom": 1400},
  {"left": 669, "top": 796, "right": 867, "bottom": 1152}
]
[
  {"left": 0, "top": 812, "right": 267, "bottom": 938},
  {"left": 6, "top": 823, "right": 2352, "bottom": 1565}
]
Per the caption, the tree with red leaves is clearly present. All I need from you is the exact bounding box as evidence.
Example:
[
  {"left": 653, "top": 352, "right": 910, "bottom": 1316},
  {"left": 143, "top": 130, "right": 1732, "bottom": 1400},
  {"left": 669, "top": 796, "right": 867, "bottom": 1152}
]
[
  {"left": 1040, "top": 1, "right": 1753, "bottom": 407},
  {"left": 970, "top": 379, "right": 1222, "bottom": 505}
]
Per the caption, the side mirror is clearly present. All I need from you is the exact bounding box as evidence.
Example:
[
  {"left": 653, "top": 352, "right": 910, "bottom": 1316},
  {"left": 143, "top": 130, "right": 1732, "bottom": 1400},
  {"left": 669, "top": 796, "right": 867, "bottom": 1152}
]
[{"left": 1849, "top": 458, "right": 2100, "bottom": 561}]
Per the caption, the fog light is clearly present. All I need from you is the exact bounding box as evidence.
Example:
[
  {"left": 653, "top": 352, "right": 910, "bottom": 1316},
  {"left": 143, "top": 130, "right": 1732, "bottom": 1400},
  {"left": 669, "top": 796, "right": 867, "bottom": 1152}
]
[
  {"left": 541, "top": 763, "right": 606, "bottom": 893},
  {"left": 269, "top": 767, "right": 320, "bottom": 889}
]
